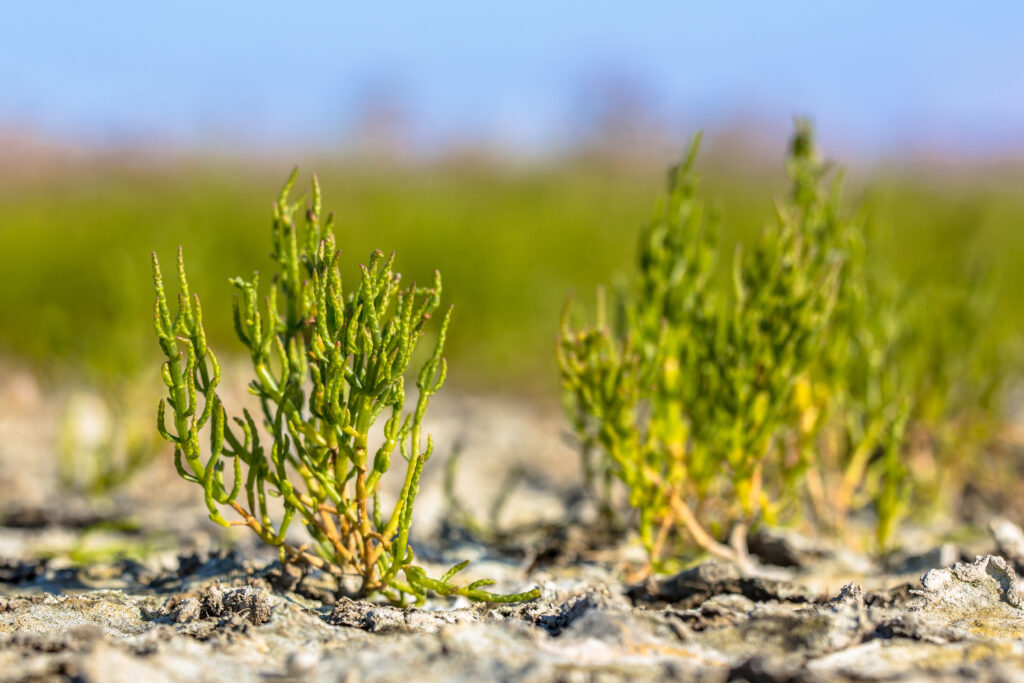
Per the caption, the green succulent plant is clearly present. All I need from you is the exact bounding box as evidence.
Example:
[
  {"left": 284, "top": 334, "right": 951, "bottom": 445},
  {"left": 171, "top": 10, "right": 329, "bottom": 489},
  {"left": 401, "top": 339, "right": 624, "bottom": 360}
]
[
  {"left": 152, "top": 170, "right": 539, "bottom": 605},
  {"left": 559, "top": 123, "right": 934, "bottom": 571}
]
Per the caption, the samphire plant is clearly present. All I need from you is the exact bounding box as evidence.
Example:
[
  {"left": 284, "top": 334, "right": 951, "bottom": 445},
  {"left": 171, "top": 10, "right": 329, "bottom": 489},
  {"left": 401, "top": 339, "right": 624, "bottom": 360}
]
[
  {"left": 782, "top": 121, "right": 913, "bottom": 548},
  {"left": 558, "top": 124, "right": 920, "bottom": 573},
  {"left": 151, "top": 170, "right": 539, "bottom": 605},
  {"left": 773, "top": 124, "right": 1006, "bottom": 548}
]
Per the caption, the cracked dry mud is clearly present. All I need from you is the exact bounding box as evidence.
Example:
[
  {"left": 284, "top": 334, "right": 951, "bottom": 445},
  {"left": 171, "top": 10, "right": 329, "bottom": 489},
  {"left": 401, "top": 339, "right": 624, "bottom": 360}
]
[
  {"left": 5, "top": 373, "right": 1024, "bottom": 681},
  {"left": 7, "top": 553, "right": 1024, "bottom": 681}
]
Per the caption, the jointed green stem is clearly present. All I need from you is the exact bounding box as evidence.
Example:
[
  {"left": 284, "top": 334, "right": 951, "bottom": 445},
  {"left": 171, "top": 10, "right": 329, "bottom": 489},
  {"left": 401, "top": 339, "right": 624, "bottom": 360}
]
[{"left": 152, "top": 171, "right": 537, "bottom": 605}]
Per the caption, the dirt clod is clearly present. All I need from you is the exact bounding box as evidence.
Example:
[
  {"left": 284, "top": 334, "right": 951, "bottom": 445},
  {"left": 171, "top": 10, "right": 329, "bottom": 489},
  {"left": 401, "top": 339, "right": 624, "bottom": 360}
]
[
  {"left": 628, "top": 560, "right": 820, "bottom": 608},
  {"left": 164, "top": 583, "right": 272, "bottom": 626}
]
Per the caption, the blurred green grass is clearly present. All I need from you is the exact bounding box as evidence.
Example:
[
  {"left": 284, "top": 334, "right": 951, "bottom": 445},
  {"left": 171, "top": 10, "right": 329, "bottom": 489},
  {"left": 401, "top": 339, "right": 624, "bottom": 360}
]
[{"left": 1, "top": 155, "right": 1021, "bottom": 397}]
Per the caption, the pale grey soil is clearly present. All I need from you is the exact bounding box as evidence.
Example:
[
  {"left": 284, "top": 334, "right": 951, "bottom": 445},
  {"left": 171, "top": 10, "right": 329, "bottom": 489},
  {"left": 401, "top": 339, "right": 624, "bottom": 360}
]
[
  {"left": 5, "top": 367, "right": 1024, "bottom": 681},
  {"left": 7, "top": 551, "right": 1024, "bottom": 682}
]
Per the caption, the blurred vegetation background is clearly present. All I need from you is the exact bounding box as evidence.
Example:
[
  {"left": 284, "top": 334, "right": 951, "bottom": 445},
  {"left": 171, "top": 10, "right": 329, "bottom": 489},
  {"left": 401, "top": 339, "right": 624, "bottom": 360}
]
[
  {"left": 1, "top": 4, "right": 1023, "bottom": 560},
  {"left": 1, "top": 146, "right": 1020, "bottom": 403}
]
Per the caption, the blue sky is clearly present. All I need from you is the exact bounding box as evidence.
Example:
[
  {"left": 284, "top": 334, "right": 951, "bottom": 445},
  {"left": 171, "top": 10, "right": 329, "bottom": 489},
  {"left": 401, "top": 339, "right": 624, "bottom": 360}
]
[{"left": 4, "top": 2, "right": 1023, "bottom": 156}]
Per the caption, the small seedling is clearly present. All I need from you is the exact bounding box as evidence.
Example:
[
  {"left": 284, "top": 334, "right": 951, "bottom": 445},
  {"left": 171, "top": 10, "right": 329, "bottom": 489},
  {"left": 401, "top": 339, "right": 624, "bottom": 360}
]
[
  {"left": 151, "top": 170, "right": 538, "bottom": 605},
  {"left": 58, "top": 385, "right": 163, "bottom": 498}
]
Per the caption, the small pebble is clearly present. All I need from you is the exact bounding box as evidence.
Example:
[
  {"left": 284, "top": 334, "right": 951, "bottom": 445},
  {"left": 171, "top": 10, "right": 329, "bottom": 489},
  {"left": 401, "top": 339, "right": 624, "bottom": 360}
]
[{"left": 286, "top": 649, "right": 319, "bottom": 676}]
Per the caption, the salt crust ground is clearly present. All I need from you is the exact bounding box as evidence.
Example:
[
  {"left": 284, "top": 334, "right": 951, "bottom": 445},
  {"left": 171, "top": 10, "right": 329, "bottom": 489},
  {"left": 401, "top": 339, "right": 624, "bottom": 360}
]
[
  {"left": 6, "top": 551, "right": 1024, "bottom": 681},
  {"left": 6, "top": 369, "right": 1024, "bottom": 680}
]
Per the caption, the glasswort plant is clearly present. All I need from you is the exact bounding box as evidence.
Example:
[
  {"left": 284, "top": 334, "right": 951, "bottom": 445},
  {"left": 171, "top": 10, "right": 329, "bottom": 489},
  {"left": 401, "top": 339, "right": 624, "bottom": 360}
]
[
  {"left": 559, "top": 129, "right": 844, "bottom": 573},
  {"left": 558, "top": 122, "right": 1005, "bottom": 568},
  {"left": 152, "top": 170, "right": 539, "bottom": 605}
]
